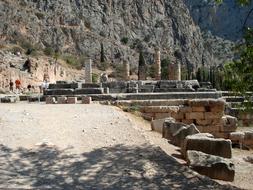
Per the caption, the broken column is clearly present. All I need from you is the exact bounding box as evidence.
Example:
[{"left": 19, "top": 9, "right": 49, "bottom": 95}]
[
  {"left": 85, "top": 59, "right": 92, "bottom": 83},
  {"left": 154, "top": 48, "right": 161, "bottom": 80},
  {"left": 168, "top": 62, "right": 181, "bottom": 81},
  {"left": 123, "top": 60, "right": 130, "bottom": 81}
]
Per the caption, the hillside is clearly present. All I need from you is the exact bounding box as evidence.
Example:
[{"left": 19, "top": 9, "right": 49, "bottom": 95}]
[{"left": 0, "top": 0, "right": 212, "bottom": 69}]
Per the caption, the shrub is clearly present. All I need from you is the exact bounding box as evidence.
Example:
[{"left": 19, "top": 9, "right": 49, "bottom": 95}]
[
  {"left": 44, "top": 47, "right": 54, "bottom": 56},
  {"left": 92, "top": 73, "right": 99, "bottom": 83},
  {"left": 63, "top": 55, "right": 82, "bottom": 69},
  {"left": 121, "top": 37, "right": 129, "bottom": 45}
]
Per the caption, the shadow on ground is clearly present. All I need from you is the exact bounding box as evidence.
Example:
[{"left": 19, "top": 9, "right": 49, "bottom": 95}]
[{"left": 0, "top": 144, "right": 239, "bottom": 190}]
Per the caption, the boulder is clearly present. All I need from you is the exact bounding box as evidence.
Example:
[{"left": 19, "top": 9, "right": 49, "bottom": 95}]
[
  {"left": 229, "top": 132, "right": 245, "bottom": 144},
  {"left": 82, "top": 96, "right": 92, "bottom": 104},
  {"left": 243, "top": 131, "right": 253, "bottom": 149},
  {"left": 151, "top": 118, "right": 166, "bottom": 134},
  {"left": 67, "top": 97, "right": 77, "bottom": 104},
  {"left": 57, "top": 97, "right": 67, "bottom": 104},
  {"left": 187, "top": 151, "right": 235, "bottom": 182},
  {"left": 182, "top": 133, "right": 232, "bottom": 158},
  {"left": 220, "top": 115, "right": 238, "bottom": 132},
  {"left": 172, "top": 124, "right": 200, "bottom": 147},
  {"left": 0, "top": 96, "right": 17, "bottom": 103},
  {"left": 46, "top": 97, "right": 56, "bottom": 104},
  {"left": 162, "top": 118, "right": 186, "bottom": 140}
]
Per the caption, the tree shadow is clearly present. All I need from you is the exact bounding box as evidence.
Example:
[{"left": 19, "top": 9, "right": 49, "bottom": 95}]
[{"left": 0, "top": 144, "right": 239, "bottom": 190}]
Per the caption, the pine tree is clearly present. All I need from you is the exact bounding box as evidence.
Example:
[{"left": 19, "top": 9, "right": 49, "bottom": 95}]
[{"left": 100, "top": 43, "right": 105, "bottom": 63}]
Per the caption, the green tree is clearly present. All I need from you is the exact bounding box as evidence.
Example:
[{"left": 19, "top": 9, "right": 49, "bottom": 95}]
[
  {"left": 161, "top": 57, "right": 170, "bottom": 80},
  {"left": 100, "top": 43, "right": 105, "bottom": 63}
]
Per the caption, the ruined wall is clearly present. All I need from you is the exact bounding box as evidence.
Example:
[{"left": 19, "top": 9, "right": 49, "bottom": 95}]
[{"left": 137, "top": 99, "right": 236, "bottom": 138}]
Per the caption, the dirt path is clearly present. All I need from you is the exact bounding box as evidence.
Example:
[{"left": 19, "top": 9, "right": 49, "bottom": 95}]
[{"left": 0, "top": 103, "right": 239, "bottom": 189}]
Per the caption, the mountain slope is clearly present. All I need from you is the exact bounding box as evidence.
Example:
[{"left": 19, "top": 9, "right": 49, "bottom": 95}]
[{"left": 0, "top": 0, "right": 211, "bottom": 69}]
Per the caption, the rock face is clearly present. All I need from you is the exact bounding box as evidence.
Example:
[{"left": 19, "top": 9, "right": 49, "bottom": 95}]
[
  {"left": 187, "top": 150, "right": 235, "bottom": 182},
  {"left": 184, "top": 0, "right": 253, "bottom": 41},
  {"left": 0, "top": 0, "right": 211, "bottom": 68}
]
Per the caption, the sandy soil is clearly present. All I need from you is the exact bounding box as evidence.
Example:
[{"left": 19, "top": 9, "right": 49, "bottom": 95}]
[{"left": 0, "top": 102, "right": 246, "bottom": 189}]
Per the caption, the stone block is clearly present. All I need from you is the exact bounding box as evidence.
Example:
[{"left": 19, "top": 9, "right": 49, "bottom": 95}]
[
  {"left": 46, "top": 97, "right": 56, "bottom": 104},
  {"left": 243, "top": 131, "right": 253, "bottom": 149},
  {"left": 212, "top": 132, "right": 230, "bottom": 139},
  {"left": 162, "top": 119, "right": 186, "bottom": 140},
  {"left": 187, "top": 151, "right": 235, "bottom": 182},
  {"left": 220, "top": 115, "right": 238, "bottom": 132},
  {"left": 44, "top": 89, "right": 74, "bottom": 96},
  {"left": 171, "top": 112, "right": 185, "bottom": 120},
  {"left": 0, "top": 96, "right": 17, "bottom": 103},
  {"left": 142, "top": 113, "right": 155, "bottom": 121},
  {"left": 142, "top": 106, "right": 179, "bottom": 113},
  {"left": 82, "top": 83, "right": 102, "bottom": 88},
  {"left": 210, "top": 105, "right": 225, "bottom": 113},
  {"left": 181, "top": 133, "right": 232, "bottom": 159},
  {"left": 75, "top": 88, "right": 104, "bottom": 95},
  {"left": 57, "top": 97, "right": 67, "bottom": 104},
  {"left": 185, "top": 112, "right": 204, "bottom": 120},
  {"left": 67, "top": 97, "right": 77, "bottom": 104},
  {"left": 192, "top": 106, "right": 206, "bottom": 112},
  {"left": 205, "top": 112, "right": 223, "bottom": 120},
  {"left": 200, "top": 125, "right": 220, "bottom": 133},
  {"left": 82, "top": 96, "right": 92, "bottom": 104},
  {"left": 155, "top": 113, "right": 171, "bottom": 120},
  {"left": 181, "top": 119, "right": 194, "bottom": 125},
  {"left": 229, "top": 132, "right": 245, "bottom": 144},
  {"left": 49, "top": 83, "right": 78, "bottom": 89},
  {"left": 209, "top": 99, "right": 226, "bottom": 107},
  {"left": 196, "top": 119, "right": 212, "bottom": 126},
  {"left": 188, "top": 99, "right": 209, "bottom": 107},
  {"left": 151, "top": 119, "right": 166, "bottom": 134},
  {"left": 172, "top": 124, "right": 200, "bottom": 147},
  {"left": 179, "top": 106, "right": 192, "bottom": 113}
]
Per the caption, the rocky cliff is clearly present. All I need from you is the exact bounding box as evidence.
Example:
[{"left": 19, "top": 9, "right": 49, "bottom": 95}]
[
  {"left": 0, "top": 0, "right": 211, "bottom": 69},
  {"left": 184, "top": 0, "right": 253, "bottom": 41}
]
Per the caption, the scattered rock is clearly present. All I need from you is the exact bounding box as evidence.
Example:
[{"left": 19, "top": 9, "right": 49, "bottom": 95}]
[
  {"left": 187, "top": 150, "right": 235, "bottom": 182},
  {"left": 162, "top": 118, "right": 186, "bottom": 140},
  {"left": 182, "top": 133, "right": 232, "bottom": 158},
  {"left": 171, "top": 124, "right": 200, "bottom": 147}
]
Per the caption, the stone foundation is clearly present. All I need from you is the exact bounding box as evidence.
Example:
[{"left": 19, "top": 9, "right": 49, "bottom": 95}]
[{"left": 120, "top": 99, "right": 237, "bottom": 138}]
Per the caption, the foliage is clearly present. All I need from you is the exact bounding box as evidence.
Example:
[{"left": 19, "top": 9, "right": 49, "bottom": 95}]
[
  {"left": 138, "top": 51, "right": 146, "bottom": 67},
  {"left": 161, "top": 57, "right": 170, "bottom": 80},
  {"left": 62, "top": 54, "right": 83, "bottom": 69},
  {"left": 100, "top": 43, "right": 105, "bottom": 63},
  {"left": 92, "top": 73, "right": 99, "bottom": 83},
  {"left": 44, "top": 47, "right": 55, "bottom": 56},
  {"left": 223, "top": 28, "right": 253, "bottom": 110},
  {"left": 147, "top": 64, "right": 156, "bottom": 78},
  {"left": 121, "top": 37, "right": 129, "bottom": 45}
]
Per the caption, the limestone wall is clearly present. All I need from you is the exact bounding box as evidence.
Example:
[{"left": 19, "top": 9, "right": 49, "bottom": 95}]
[{"left": 131, "top": 99, "right": 236, "bottom": 138}]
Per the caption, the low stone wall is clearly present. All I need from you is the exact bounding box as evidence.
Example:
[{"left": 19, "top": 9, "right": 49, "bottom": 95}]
[{"left": 119, "top": 99, "right": 237, "bottom": 138}]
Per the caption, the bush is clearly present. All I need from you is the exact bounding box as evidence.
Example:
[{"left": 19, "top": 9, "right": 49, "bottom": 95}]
[
  {"left": 161, "top": 57, "right": 170, "bottom": 80},
  {"left": 63, "top": 55, "right": 82, "bottom": 69},
  {"left": 44, "top": 47, "right": 54, "bottom": 56},
  {"left": 98, "top": 61, "right": 110, "bottom": 71},
  {"left": 92, "top": 73, "right": 99, "bottom": 83},
  {"left": 121, "top": 37, "right": 129, "bottom": 45}
]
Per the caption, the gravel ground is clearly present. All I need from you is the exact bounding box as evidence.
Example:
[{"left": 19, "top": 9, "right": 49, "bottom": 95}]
[{"left": 0, "top": 103, "right": 242, "bottom": 189}]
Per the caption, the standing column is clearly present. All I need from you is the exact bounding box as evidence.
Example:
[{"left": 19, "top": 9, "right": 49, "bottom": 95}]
[
  {"left": 154, "top": 48, "right": 161, "bottom": 80},
  {"left": 85, "top": 59, "right": 92, "bottom": 83},
  {"left": 175, "top": 63, "right": 181, "bottom": 81},
  {"left": 123, "top": 60, "right": 130, "bottom": 81}
]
